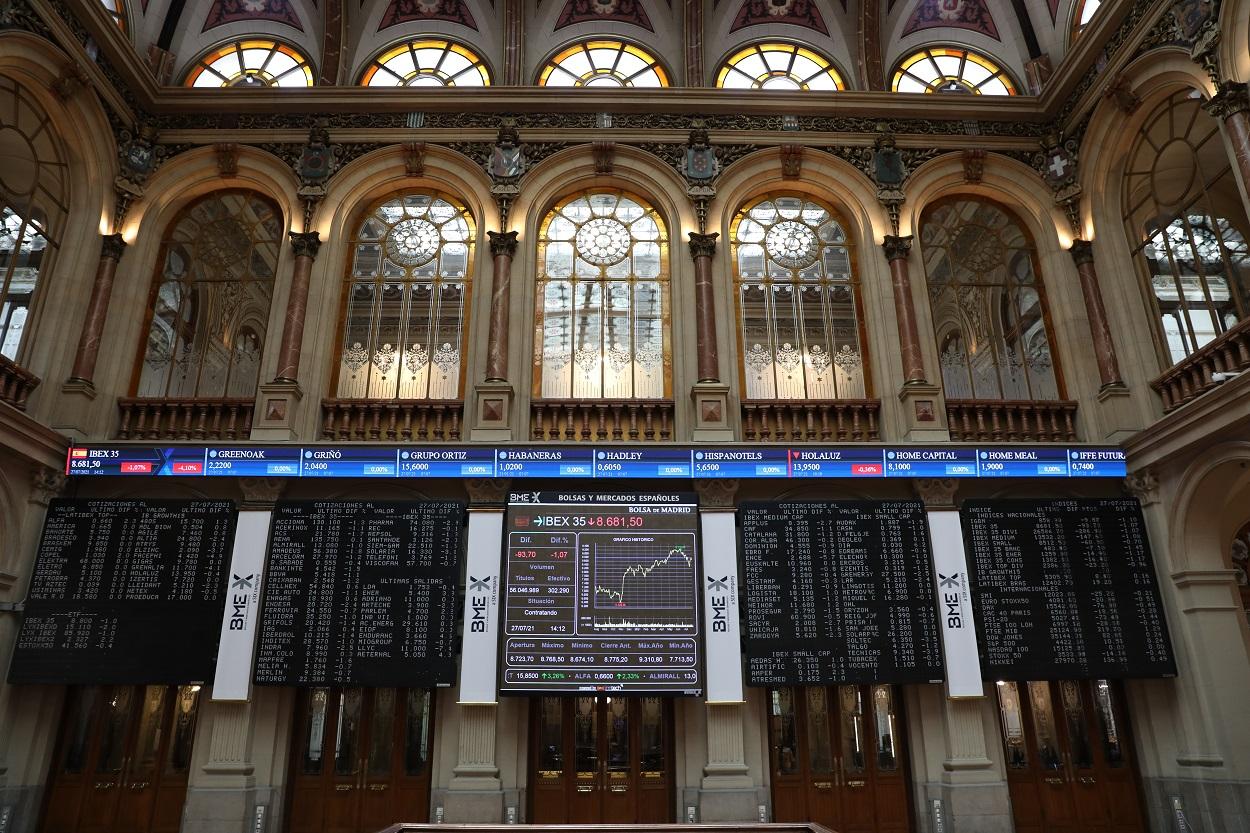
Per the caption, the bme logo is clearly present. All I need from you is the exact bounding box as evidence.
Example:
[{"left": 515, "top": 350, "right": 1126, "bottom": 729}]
[
  {"left": 707, "top": 576, "right": 729, "bottom": 632},
  {"left": 228, "top": 574, "right": 255, "bottom": 631},
  {"left": 469, "top": 576, "right": 492, "bottom": 633},
  {"left": 938, "top": 573, "right": 963, "bottom": 629}
]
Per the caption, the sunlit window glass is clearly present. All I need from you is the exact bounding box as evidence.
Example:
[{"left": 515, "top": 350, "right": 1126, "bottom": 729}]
[
  {"left": 716, "top": 42, "right": 844, "bottom": 91},
  {"left": 336, "top": 193, "right": 474, "bottom": 400},
  {"left": 538, "top": 41, "right": 669, "bottom": 88},
  {"left": 359, "top": 39, "right": 491, "bottom": 87},
  {"left": 1073, "top": 0, "right": 1102, "bottom": 36},
  {"left": 890, "top": 47, "right": 1016, "bottom": 95},
  {"left": 100, "top": 0, "right": 125, "bottom": 30},
  {"left": 184, "top": 40, "right": 315, "bottom": 88}
]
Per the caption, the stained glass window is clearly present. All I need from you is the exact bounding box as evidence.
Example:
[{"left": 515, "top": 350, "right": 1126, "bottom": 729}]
[
  {"left": 891, "top": 47, "right": 1016, "bottom": 95},
  {"left": 184, "top": 40, "right": 314, "bottom": 87},
  {"left": 920, "top": 198, "right": 1061, "bottom": 400},
  {"left": 733, "top": 194, "right": 867, "bottom": 400},
  {"left": 538, "top": 41, "right": 669, "bottom": 88},
  {"left": 0, "top": 77, "right": 68, "bottom": 362},
  {"left": 136, "top": 191, "right": 281, "bottom": 398},
  {"left": 1123, "top": 90, "right": 1250, "bottom": 366},
  {"left": 716, "top": 42, "right": 844, "bottom": 91},
  {"left": 335, "top": 193, "right": 474, "bottom": 400},
  {"left": 359, "top": 39, "right": 491, "bottom": 87},
  {"left": 535, "top": 191, "right": 670, "bottom": 399}
]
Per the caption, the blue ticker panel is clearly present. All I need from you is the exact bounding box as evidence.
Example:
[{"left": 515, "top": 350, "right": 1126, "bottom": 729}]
[{"left": 65, "top": 444, "right": 1129, "bottom": 480}]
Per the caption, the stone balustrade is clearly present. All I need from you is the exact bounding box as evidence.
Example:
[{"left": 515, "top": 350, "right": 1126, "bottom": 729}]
[
  {"left": 945, "top": 399, "right": 1078, "bottom": 442},
  {"left": 116, "top": 397, "right": 255, "bottom": 440},
  {"left": 531, "top": 399, "right": 674, "bottom": 441},
  {"left": 741, "top": 399, "right": 881, "bottom": 442},
  {"left": 321, "top": 399, "right": 463, "bottom": 441}
]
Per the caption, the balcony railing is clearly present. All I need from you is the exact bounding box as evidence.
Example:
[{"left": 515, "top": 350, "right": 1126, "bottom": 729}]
[
  {"left": 741, "top": 399, "right": 881, "bottom": 442},
  {"left": 0, "top": 354, "right": 40, "bottom": 410},
  {"left": 946, "top": 399, "right": 1078, "bottom": 442},
  {"left": 117, "top": 397, "right": 254, "bottom": 440},
  {"left": 531, "top": 399, "right": 674, "bottom": 441},
  {"left": 321, "top": 399, "right": 463, "bottom": 441},
  {"left": 1152, "top": 318, "right": 1250, "bottom": 411}
]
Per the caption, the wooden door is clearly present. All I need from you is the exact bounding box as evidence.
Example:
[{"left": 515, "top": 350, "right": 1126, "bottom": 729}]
[
  {"left": 767, "top": 685, "right": 912, "bottom": 833},
  {"left": 287, "top": 688, "right": 434, "bottom": 833},
  {"left": 41, "top": 685, "right": 201, "bottom": 833},
  {"left": 996, "top": 680, "right": 1146, "bottom": 833},
  {"left": 528, "top": 696, "right": 673, "bottom": 824}
]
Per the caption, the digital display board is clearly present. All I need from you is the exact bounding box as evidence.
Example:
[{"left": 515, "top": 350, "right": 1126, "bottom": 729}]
[
  {"left": 8, "top": 499, "right": 236, "bottom": 684},
  {"left": 254, "top": 501, "right": 465, "bottom": 687},
  {"left": 963, "top": 499, "right": 1176, "bottom": 680},
  {"left": 740, "top": 501, "right": 944, "bottom": 686},
  {"left": 499, "top": 492, "right": 702, "bottom": 695}
]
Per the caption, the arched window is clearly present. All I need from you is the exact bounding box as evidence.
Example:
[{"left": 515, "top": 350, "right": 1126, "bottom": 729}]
[
  {"left": 1071, "top": 0, "right": 1102, "bottom": 38},
  {"left": 890, "top": 47, "right": 1016, "bottom": 95},
  {"left": 183, "top": 39, "right": 315, "bottom": 87},
  {"left": 100, "top": 0, "right": 125, "bottom": 30},
  {"left": 731, "top": 194, "right": 867, "bottom": 399},
  {"left": 0, "top": 77, "right": 68, "bottom": 361},
  {"left": 136, "top": 191, "right": 282, "bottom": 398},
  {"left": 1123, "top": 90, "right": 1250, "bottom": 366},
  {"left": 920, "top": 198, "right": 1061, "bottom": 400},
  {"left": 359, "top": 39, "right": 491, "bottom": 87},
  {"left": 535, "top": 191, "right": 669, "bottom": 399},
  {"left": 334, "top": 193, "right": 474, "bottom": 400},
  {"left": 716, "top": 43, "right": 844, "bottom": 91},
  {"left": 538, "top": 41, "right": 669, "bottom": 87}
]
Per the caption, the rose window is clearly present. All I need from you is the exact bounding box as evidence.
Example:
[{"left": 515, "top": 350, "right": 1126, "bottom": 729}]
[
  {"left": 575, "top": 217, "right": 631, "bottom": 265},
  {"left": 385, "top": 218, "right": 440, "bottom": 266},
  {"left": 765, "top": 220, "right": 819, "bottom": 268}
]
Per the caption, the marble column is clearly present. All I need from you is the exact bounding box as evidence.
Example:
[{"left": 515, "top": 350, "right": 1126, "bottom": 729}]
[
  {"left": 882, "top": 235, "right": 928, "bottom": 385},
  {"left": 1069, "top": 240, "right": 1125, "bottom": 390},
  {"left": 67, "top": 233, "right": 126, "bottom": 386},
  {"left": 688, "top": 232, "right": 721, "bottom": 383},
  {"left": 272, "top": 232, "right": 321, "bottom": 384},
  {"left": 1205, "top": 81, "right": 1250, "bottom": 199},
  {"left": 484, "top": 231, "right": 518, "bottom": 383}
]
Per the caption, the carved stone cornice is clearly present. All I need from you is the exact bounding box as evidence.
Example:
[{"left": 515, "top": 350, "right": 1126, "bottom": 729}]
[
  {"left": 694, "top": 478, "right": 738, "bottom": 509},
  {"left": 465, "top": 479, "right": 511, "bottom": 506},
  {"left": 288, "top": 231, "right": 321, "bottom": 260},
  {"left": 238, "top": 477, "right": 285, "bottom": 507},
  {"left": 29, "top": 466, "right": 67, "bottom": 506},
  {"left": 99, "top": 232, "right": 126, "bottom": 261},
  {"left": 881, "top": 234, "right": 912, "bottom": 261},
  {"left": 912, "top": 478, "right": 958, "bottom": 509},
  {"left": 688, "top": 232, "right": 718, "bottom": 260},
  {"left": 1124, "top": 468, "right": 1160, "bottom": 506},
  {"left": 488, "top": 230, "right": 518, "bottom": 258},
  {"left": 1069, "top": 238, "right": 1095, "bottom": 267},
  {"left": 1204, "top": 81, "right": 1250, "bottom": 120}
]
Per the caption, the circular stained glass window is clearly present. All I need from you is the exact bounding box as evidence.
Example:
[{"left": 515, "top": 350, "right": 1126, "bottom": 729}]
[
  {"left": 385, "top": 217, "right": 440, "bottom": 266},
  {"left": 575, "top": 217, "right": 631, "bottom": 265},
  {"left": 765, "top": 220, "right": 819, "bottom": 268}
]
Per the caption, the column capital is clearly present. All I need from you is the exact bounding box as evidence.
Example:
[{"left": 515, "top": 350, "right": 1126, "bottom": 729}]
[
  {"left": 288, "top": 230, "right": 322, "bottom": 259},
  {"left": 1069, "top": 238, "right": 1095, "bottom": 266},
  {"left": 487, "top": 229, "right": 518, "bottom": 258},
  {"left": 100, "top": 232, "right": 127, "bottom": 261},
  {"left": 687, "top": 231, "right": 719, "bottom": 259},
  {"left": 1205, "top": 80, "right": 1250, "bottom": 120},
  {"left": 882, "top": 234, "right": 913, "bottom": 261}
]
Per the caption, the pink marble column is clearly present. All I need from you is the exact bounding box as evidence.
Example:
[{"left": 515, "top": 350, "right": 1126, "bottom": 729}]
[
  {"left": 882, "top": 235, "right": 928, "bottom": 385},
  {"left": 484, "top": 231, "right": 518, "bottom": 383},
  {"left": 688, "top": 232, "right": 720, "bottom": 383},
  {"left": 1069, "top": 239, "right": 1125, "bottom": 389},
  {"left": 1205, "top": 81, "right": 1250, "bottom": 198},
  {"left": 273, "top": 231, "right": 321, "bottom": 383},
  {"left": 68, "top": 233, "right": 126, "bottom": 385}
]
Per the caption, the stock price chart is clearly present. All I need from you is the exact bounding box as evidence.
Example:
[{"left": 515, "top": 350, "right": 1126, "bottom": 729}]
[{"left": 499, "top": 492, "right": 702, "bottom": 695}]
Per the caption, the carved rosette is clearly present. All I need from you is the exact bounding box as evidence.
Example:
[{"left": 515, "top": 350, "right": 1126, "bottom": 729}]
[
  {"left": 687, "top": 231, "right": 718, "bottom": 260},
  {"left": 289, "top": 231, "right": 322, "bottom": 260},
  {"left": 488, "top": 230, "right": 519, "bottom": 258}
]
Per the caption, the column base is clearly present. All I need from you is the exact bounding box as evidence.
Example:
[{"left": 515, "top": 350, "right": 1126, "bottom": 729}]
[
  {"left": 916, "top": 780, "right": 1013, "bottom": 833},
  {"left": 470, "top": 381, "right": 515, "bottom": 441},
  {"left": 897, "top": 383, "right": 949, "bottom": 442},
  {"left": 691, "top": 381, "right": 734, "bottom": 442},
  {"left": 251, "top": 382, "right": 303, "bottom": 441},
  {"left": 180, "top": 785, "right": 280, "bottom": 833},
  {"left": 439, "top": 783, "right": 505, "bottom": 823},
  {"left": 52, "top": 378, "right": 99, "bottom": 439},
  {"left": 694, "top": 785, "right": 766, "bottom": 822}
]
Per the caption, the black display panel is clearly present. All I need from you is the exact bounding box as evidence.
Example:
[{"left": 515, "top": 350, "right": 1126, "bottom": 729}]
[
  {"left": 499, "top": 492, "right": 702, "bottom": 695},
  {"left": 963, "top": 499, "right": 1176, "bottom": 681},
  {"left": 740, "top": 501, "right": 944, "bottom": 686},
  {"left": 8, "top": 499, "right": 236, "bottom": 684},
  {"left": 254, "top": 501, "right": 465, "bottom": 687}
]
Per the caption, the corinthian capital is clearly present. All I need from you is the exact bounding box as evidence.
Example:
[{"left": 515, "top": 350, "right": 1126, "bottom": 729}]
[
  {"left": 488, "top": 230, "right": 519, "bottom": 258},
  {"left": 1204, "top": 81, "right": 1250, "bottom": 120},
  {"left": 687, "top": 232, "right": 718, "bottom": 259},
  {"left": 288, "top": 231, "right": 322, "bottom": 260},
  {"left": 881, "top": 234, "right": 913, "bottom": 261}
]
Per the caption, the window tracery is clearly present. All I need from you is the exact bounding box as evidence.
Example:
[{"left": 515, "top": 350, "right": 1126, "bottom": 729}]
[
  {"left": 359, "top": 39, "right": 491, "bottom": 87},
  {"left": 335, "top": 193, "right": 474, "bottom": 400},
  {"left": 890, "top": 47, "right": 1016, "bottom": 95},
  {"left": 732, "top": 194, "right": 867, "bottom": 400},
  {"left": 920, "top": 198, "right": 1060, "bottom": 401},
  {"left": 137, "top": 191, "right": 282, "bottom": 398},
  {"left": 184, "top": 40, "right": 314, "bottom": 87},
  {"left": 535, "top": 191, "right": 670, "bottom": 399},
  {"left": 1123, "top": 91, "right": 1250, "bottom": 367},
  {"left": 716, "top": 43, "right": 844, "bottom": 91},
  {"left": 538, "top": 41, "right": 669, "bottom": 87}
]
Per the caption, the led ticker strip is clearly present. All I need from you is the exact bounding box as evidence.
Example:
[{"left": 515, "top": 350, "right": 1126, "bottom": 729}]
[{"left": 66, "top": 444, "right": 1128, "bottom": 479}]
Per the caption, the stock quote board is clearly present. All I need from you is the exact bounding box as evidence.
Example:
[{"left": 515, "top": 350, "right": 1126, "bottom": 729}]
[
  {"left": 8, "top": 499, "right": 237, "bottom": 684},
  {"left": 499, "top": 492, "right": 703, "bottom": 695}
]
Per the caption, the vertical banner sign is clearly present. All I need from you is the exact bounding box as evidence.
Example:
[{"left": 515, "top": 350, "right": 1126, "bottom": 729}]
[
  {"left": 926, "top": 510, "right": 983, "bottom": 698},
  {"left": 700, "top": 510, "right": 744, "bottom": 703},
  {"left": 458, "top": 509, "right": 503, "bottom": 703},
  {"left": 213, "top": 510, "right": 272, "bottom": 701}
]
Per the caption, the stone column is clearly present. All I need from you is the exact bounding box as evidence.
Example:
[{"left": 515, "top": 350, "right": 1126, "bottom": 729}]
[
  {"left": 688, "top": 232, "right": 720, "bottom": 383},
  {"left": 683, "top": 0, "right": 705, "bottom": 85},
  {"left": 881, "top": 235, "right": 928, "bottom": 385},
  {"left": 1069, "top": 240, "right": 1125, "bottom": 390},
  {"left": 67, "top": 233, "right": 126, "bottom": 387},
  {"left": 1204, "top": 81, "right": 1250, "bottom": 202},
  {"left": 272, "top": 232, "right": 322, "bottom": 384},
  {"left": 484, "top": 231, "right": 518, "bottom": 383}
]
